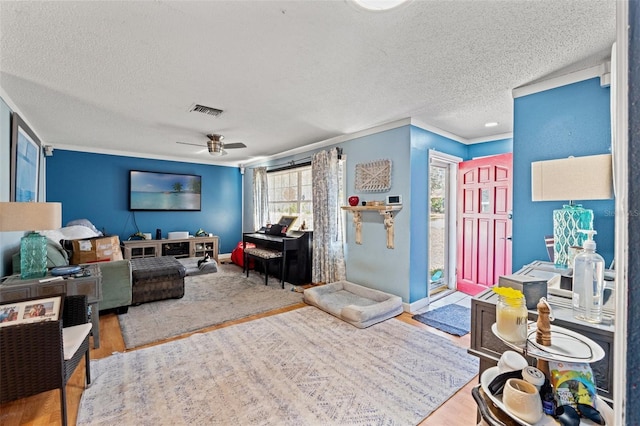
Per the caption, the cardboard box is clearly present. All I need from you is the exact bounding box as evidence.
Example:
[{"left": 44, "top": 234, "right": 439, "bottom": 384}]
[
  {"left": 498, "top": 274, "right": 548, "bottom": 310},
  {"left": 71, "top": 236, "right": 123, "bottom": 264}
]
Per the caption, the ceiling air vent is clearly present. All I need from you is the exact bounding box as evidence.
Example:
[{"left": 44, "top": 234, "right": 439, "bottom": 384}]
[{"left": 189, "top": 104, "right": 223, "bottom": 117}]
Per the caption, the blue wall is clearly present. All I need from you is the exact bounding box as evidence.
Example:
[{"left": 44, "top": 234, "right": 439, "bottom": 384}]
[
  {"left": 512, "top": 78, "right": 614, "bottom": 269},
  {"left": 46, "top": 150, "right": 243, "bottom": 254},
  {"left": 342, "top": 126, "right": 413, "bottom": 300}
]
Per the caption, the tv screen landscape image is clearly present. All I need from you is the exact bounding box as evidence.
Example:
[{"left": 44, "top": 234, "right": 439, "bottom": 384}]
[{"left": 129, "top": 170, "right": 201, "bottom": 211}]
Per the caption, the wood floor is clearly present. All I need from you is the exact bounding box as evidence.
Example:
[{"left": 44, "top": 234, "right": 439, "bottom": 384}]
[{"left": 0, "top": 303, "right": 479, "bottom": 425}]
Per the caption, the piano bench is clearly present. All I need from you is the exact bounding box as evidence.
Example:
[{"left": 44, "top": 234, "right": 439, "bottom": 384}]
[{"left": 244, "top": 247, "right": 284, "bottom": 288}]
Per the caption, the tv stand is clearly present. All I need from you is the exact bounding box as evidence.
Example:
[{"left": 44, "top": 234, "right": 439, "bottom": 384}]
[{"left": 122, "top": 236, "right": 218, "bottom": 262}]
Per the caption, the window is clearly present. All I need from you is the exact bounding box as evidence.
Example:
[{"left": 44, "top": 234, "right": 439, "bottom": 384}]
[{"left": 268, "top": 165, "right": 313, "bottom": 230}]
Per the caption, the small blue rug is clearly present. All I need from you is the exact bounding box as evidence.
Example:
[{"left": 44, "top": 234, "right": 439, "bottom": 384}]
[{"left": 412, "top": 304, "right": 471, "bottom": 336}]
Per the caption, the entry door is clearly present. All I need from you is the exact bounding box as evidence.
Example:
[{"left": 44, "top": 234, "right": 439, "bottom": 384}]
[{"left": 456, "top": 153, "right": 513, "bottom": 295}]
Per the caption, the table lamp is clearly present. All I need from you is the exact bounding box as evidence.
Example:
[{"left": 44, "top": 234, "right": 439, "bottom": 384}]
[
  {"left": 531, "top": 154, "right": 613, "bottom": 268},
  {"left": 0, "top": 202, "right": 62, "bottom": 278}
]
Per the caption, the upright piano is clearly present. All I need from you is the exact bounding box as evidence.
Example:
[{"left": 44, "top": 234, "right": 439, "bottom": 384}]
[{"left": 242, "top": 230, "right": 313, "bottom": 285}]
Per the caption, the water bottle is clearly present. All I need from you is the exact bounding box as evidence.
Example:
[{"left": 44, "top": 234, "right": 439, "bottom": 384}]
[{"left": 572, "top": 230, "right": 605, "bottom": 323}]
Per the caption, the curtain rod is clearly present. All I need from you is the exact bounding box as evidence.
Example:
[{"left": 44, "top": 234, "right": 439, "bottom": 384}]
[
  {"left": 267, "top": 158, "right": 312, "bottom": 173},
  {"left": 264, "top": 147, "right": 343, "bottom": 173}
]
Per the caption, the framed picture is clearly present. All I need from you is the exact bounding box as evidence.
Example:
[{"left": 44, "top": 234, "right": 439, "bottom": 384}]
[
  {"left": 10, "top": 113, "right": 41, "bottom": 202},
  {"left": 355, "top": 159, "right": 392, "bottom": 192},
  {"left": 277, "top": 215, "right": 298, "bottom": 232},
  {"left": 0, "top": 294, "right": 64, "bottom": 328},
  {"left": 129, "top": 170, "right": 202, "bottom": 211}
]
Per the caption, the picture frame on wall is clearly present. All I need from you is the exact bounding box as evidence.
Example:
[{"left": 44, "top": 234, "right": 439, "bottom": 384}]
[
  {"left": 0, "top": 294, "right": 64, "bottom": 328},
  {"left": 10, "top": 112, "right": 41, "bottom": 202}
]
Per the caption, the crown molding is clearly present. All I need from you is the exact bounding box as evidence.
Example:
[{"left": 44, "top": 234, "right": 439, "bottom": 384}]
[
  {"left": 512, "top": 62, "right": 611, "bottom": 99},
  {"left": 467, "top": 133, "right": 513, "bottom": 144},
  {"left": 240, "top": 118, "right": 411, "bottom": 168}
]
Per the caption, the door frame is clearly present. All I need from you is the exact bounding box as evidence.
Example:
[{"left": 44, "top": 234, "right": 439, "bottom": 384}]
[{"left": 428, "top": 150, "right": 461, "bottom": 293}]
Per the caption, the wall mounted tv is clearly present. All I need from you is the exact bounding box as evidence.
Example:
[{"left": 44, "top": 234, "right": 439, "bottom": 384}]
[{"left": 129, "top": 170, "right": 202, "bottom": 211}]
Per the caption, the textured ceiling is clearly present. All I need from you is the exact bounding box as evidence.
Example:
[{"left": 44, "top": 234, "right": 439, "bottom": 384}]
[{"left": 0, "top": 1, "right": 615, "bottom": 166}]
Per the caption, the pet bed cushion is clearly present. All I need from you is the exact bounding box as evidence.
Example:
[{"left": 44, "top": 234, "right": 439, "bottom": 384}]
[
  {"left": 176, "top": 257, "right": 218, "bottom": 276},
  {"left": 303, "top": 280, "right": 403, "bottom": 328}
]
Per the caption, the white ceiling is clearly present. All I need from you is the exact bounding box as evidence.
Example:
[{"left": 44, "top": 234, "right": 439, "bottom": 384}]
[{"left": 0, "top": 1, "right": 615, "bottom": 167}]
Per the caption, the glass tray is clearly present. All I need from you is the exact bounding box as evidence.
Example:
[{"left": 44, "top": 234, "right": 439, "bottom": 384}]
[{"left": 491, "top": 322, "right": 605, "bottom": 363}]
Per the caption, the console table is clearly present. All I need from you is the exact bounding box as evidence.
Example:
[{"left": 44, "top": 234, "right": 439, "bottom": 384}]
[
  {"left": 122, "top": 236, "right": 219, "bottom": 262},
  {"left": 0, "top": 264, "right": 103, "bottom": 348}
]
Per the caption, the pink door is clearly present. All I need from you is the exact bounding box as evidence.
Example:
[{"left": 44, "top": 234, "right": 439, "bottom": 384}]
[{"left": 456, "top": 153, "right": 513, "bottom": 296}]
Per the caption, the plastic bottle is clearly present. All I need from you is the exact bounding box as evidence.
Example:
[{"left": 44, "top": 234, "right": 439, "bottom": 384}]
[{"left": 572, "top": 230, "right": 605, "bottom": 323}]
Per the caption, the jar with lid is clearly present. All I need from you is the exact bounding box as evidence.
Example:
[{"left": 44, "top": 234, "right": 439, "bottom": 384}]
[{"left": 496, "top": 292, "right": 528, "bottom": 345}]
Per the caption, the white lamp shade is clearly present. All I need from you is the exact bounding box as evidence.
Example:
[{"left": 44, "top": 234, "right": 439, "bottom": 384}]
[
  {"left": 531, "top": 154, "right": 614, "bottom": 202},
  {"left": 0, "top": 202, "right": 62, "bottom": 232}
]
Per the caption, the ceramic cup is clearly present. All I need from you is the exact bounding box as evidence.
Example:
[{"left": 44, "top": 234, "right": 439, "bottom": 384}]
[
  {"left": 497, "top": 350, "right": 528, "bottom": 374},
  {"left": 502, "top": 378, "right": 543, "bottom": 424}
]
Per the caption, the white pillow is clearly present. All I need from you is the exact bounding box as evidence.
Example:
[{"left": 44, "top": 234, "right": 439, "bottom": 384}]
[{"left": 40, "top": 225, "right": 101, "bottom": 249}]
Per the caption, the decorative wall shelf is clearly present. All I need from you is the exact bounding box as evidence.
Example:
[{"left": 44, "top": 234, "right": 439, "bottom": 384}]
[
  {"left": 341, "top": 205, "right": 402, "bottom": 213},
  {"left": 341, "top": 205, "right": 402, "bottom": 248}
]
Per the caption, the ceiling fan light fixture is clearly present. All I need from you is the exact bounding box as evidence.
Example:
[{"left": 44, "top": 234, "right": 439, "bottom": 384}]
[
  {"left": 207, "top": 139, "right": 225, "bottom": 156},
  {"left": 352, "top": 0, "right": 410, "bottom": 11}
]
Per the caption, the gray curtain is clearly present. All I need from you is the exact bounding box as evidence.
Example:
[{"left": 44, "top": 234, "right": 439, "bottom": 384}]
[
  {"left": 252, "top": 167, "right": 269, "bottom": 231},
  {"left": 312, "top": 149, "right": 346, "bottom": 283}
]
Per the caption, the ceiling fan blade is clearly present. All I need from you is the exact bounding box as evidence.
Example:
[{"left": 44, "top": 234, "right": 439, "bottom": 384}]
[
  {"left": 223, "top": 142, "right": 247, "bottom": 149},
  {"left": 176, "top": 141, "right": 205, "bottom": 147}
]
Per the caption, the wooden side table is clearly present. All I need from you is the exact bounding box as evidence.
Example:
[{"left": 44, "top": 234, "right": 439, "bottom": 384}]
[{"left": 0, "top": 264, "right": 103, "bottom": 348}]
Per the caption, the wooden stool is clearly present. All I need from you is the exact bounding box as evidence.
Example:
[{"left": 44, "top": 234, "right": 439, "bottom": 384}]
[{"left": 244, "top": 247, "right": 284, "bottom": 288}]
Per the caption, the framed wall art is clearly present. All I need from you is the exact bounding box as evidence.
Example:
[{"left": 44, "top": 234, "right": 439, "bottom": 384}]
[
  {"left": 129, "top": 170, "right": 202, "bottom": 211},
  {"left": 10, "top": 113, "right": 42, "bottom": 202},
  {"left": 355, "top": 159, "right": 392, "bottom": 192}
]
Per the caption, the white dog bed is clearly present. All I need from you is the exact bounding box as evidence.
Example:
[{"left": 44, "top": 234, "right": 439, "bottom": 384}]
[{"left": 303, "top": 280, "right": 403, "bottom": 328}]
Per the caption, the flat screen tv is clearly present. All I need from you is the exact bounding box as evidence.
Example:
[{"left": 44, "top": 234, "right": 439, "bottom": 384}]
[{"left": 129, "top": 170, "right": 201, "bottom": 211}]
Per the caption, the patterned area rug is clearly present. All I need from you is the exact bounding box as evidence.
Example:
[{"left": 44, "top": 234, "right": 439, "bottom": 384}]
[
  {"left": 117, "top": 263, "right": 303, "bottom": 348},
  {"left": 412, "top": 304, "right": 471, "bottom": 336},
  {"left": 80, "top": 307, "right": 478, "bottom": 425}
]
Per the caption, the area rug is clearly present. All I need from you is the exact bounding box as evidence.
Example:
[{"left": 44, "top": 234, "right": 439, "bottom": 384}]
[
  {"left": 79, "top": 307, "right": 478, "bottom": 425},
  {"left": 117, "top": 263, "right": 303, "bottom": 348},
  {"left": 412, "top": 304, "right": 471, "bottom": 336}
]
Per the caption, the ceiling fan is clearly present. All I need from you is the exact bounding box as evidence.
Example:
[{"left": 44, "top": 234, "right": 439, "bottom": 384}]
[{"left": 177, "top": 134, "right": 247, "bottom": 156}]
